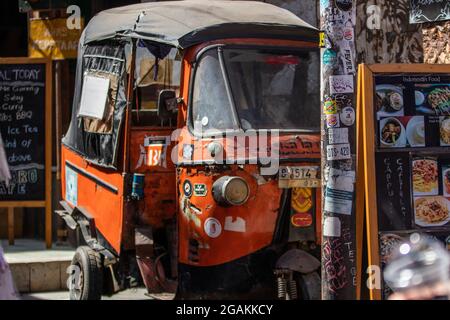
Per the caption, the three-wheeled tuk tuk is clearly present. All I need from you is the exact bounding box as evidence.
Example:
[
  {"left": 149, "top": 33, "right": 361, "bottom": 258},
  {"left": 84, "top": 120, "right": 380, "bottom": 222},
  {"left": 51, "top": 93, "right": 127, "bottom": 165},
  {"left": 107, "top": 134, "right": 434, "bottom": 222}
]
[{"left": 58, "top": 0, "right": 322, "bottom": 300}]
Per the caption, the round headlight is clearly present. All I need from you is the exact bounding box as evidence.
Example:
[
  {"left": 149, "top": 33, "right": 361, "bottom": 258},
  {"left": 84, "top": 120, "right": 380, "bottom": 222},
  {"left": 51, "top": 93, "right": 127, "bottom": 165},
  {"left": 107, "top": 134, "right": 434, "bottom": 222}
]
[{"left": 212, "top": 176, "right": 249, "bottom": 206}]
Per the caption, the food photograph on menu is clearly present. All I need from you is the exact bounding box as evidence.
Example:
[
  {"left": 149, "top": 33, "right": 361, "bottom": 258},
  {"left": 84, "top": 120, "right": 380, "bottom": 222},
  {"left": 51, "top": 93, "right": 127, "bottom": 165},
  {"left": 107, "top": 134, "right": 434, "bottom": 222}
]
[
  {"left": 442, "top": 164, "right": 450, "bottom": 197},
  {"left": 415, "top": 84, "right": 450, "bottom": 115},
  {"left": 440, "top": 116, "right": 450, "bottom": 146},
  {"left": 378, "top": 232, "right": 409, "bottom": 299},
  {"left": 414, "top": 196, "right": 450, "bottom": 228},
  {"left": 412, "top": 158, "right": 438, "bottom": 196},
  {"left": 412, "top": 157, "right": 450, "bottom": 229},
  {"left": 379, "top": 116, "right": 425, "bottom": 148},
  {"left": 376, "top": 84, "right": 404, "bottom": 118}
]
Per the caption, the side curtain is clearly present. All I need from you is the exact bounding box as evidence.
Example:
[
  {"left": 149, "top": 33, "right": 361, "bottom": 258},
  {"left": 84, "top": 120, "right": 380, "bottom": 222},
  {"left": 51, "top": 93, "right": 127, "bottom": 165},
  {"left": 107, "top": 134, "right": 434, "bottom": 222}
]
[{"left": 62, "top": 41, "right": 127, "bottom": 169}]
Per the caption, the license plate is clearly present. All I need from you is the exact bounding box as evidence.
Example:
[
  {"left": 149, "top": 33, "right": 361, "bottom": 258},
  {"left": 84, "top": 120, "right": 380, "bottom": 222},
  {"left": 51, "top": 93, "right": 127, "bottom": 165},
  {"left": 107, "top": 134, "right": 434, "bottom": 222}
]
[{"left": 278, "top": 166, "right": 320, "bottom": 188}]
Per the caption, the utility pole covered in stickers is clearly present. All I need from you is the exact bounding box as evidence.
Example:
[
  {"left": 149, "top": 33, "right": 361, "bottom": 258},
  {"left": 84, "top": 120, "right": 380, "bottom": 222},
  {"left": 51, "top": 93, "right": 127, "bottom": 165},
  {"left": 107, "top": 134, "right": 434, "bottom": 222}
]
[{"left": 320, "top": 0, "right": 357, "bottom": 300}]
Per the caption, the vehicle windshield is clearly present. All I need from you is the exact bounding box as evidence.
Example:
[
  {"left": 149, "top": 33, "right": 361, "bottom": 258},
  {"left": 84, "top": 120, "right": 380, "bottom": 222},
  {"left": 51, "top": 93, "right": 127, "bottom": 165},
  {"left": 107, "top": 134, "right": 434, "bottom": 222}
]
[{"left": 191, "top": 46, "right": 320, "bottom": 134}]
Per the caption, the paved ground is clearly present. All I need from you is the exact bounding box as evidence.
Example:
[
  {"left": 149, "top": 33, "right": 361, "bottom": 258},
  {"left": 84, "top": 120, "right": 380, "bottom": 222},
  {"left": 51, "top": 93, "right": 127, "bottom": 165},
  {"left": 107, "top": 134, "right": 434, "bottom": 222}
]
[
  {"left": 1, "top": 239, "right": 75, "bottom": 263},
  {"left": 20, "top": 288, "right": 159, "bottom": 300},
  {"left": 2, "top": 239, "right": 75, "bottom": 292},
  {"left": 3, "top": 239, "right": 175, "bottom": 300},
  {"left": 21, "top": 289, "right": 174, "bottom": 300}
]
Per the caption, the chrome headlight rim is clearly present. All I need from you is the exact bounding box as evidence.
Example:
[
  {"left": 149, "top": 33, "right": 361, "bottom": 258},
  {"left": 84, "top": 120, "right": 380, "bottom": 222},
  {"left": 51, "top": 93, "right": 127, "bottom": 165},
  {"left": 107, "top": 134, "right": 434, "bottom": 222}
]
[{"left": 213, "top": 175, "right": 250, "bottom": 206}]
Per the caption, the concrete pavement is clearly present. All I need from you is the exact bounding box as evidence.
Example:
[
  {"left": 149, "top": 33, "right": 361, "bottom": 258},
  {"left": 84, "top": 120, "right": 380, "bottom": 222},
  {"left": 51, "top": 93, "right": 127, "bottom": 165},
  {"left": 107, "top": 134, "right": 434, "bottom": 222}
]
[
  {"left": 2, "top": 239, "right": 74, "bottom": 293},
  {"left": 20, "top": 288, "right": 158, "bottom": 300},
  {"left": 3, "top": 239, "right": 175, "bottom": 300}
]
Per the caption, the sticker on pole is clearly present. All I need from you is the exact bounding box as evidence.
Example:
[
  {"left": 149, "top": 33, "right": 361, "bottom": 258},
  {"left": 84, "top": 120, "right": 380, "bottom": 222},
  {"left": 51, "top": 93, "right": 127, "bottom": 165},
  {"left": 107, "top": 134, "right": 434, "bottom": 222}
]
[
  {"left": 319, "top": 32, "right": 326, "bottom": 48},
  {"left": 326, "top": 114, "right": 340, "bottom": 128},
  {"left": 328, "top": 128, "right": 349, "bottom": 145},
  {"left": 324, "top": 187, "right": 353, "bottom": 215},
  {"left": 340, "top": 106, "right": 355, "bottom": 126},
  {"left": 323, "top": 216, "right": 341, "bottom": 237},
  {"left": 340, "top": 45, "right": 356, "bottom": 75},
  {"left": 327, "top": 168, "right": 355, "bottom": 192},
  {"left": 324, "top": 98, "right": 339, "bottom": 115},
  {"left": 329, "top": 75, "right": 354, "bottom": 94},
  {"left": 323, "top": 49, "right": 338, "bottom": 66},
  {"left": 326, "top": 143, "right": 351, "bottom": 160}
]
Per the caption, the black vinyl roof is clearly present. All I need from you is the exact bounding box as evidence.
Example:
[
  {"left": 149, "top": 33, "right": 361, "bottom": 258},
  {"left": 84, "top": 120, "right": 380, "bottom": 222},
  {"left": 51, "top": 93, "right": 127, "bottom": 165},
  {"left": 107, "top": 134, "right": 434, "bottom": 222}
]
[{"left": 81, "top": 0, "right": 319, "bottom": 49}]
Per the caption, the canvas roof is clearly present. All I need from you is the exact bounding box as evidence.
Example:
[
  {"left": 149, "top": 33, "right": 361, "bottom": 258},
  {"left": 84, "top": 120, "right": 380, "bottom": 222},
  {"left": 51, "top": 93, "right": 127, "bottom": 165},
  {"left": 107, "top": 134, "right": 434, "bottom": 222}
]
[{"left": 81, "top": 0, "right": 319, "bottom": 49}]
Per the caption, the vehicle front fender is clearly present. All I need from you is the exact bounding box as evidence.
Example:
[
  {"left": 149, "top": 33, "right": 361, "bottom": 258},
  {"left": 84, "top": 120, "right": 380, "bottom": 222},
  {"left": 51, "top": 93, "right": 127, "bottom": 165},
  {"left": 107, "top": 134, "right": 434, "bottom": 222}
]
[{"left": 275, "top": 249, "right": 320, "bottom": 274}]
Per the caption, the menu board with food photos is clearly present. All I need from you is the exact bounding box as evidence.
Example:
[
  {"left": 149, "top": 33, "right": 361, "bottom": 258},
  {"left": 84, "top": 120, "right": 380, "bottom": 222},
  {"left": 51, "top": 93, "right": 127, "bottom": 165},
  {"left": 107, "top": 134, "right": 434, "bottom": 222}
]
[{"left": 358, "top": 64, "right": 450, "bottom": 300}]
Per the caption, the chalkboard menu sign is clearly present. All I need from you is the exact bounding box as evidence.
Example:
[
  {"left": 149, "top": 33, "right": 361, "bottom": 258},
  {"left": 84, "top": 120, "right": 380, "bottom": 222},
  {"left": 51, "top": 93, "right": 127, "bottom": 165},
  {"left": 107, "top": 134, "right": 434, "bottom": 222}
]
[
  {"left": 410, "top": 0, "right": 450, "bottom": 24},
  {"left": 358, "top": 64, "right": 450, "bottom": 300},
  {"left": 0, "top": 58, "right": 52, "bottom": 203}
]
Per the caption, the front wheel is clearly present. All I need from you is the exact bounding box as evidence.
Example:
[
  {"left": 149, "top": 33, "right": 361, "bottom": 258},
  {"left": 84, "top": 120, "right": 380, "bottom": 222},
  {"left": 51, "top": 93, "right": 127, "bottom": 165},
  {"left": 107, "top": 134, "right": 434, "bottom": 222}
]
[{"left": 69, "top": 246, "right": 103, "bottom": 300}]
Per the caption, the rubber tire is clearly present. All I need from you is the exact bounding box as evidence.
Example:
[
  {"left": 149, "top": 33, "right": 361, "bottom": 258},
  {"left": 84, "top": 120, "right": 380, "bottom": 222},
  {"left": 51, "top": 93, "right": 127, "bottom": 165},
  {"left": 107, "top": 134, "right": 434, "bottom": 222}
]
[
  {"left": 69, "top": 246, "right": 103, "bottom": 300},
  {"left": 295, "top": 271, "right": 321, "bottom": 300}
]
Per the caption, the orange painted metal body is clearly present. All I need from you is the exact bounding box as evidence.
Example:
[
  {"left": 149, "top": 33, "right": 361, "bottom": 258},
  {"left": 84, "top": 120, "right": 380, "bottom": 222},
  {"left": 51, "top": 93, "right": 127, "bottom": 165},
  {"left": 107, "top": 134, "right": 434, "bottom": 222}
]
[
  {"left": 61, "top": 147, "right": 125, "bottom": 253},
  {"left": 177, "top": 136, "right": 321, "bottom": 266},
  {"left": 129, "top": 127, "right": 177, "bottom": 228},
  {"left": 175, "top": 38, "right": 321, "bottom": 266},
  {"left": 61, "top": 38, "right": 321, "bottom": 268}
]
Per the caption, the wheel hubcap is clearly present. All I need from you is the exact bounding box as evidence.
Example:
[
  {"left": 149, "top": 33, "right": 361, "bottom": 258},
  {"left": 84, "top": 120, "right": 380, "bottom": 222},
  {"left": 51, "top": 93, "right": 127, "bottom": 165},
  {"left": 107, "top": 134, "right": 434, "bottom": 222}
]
[{"left": 72, "top": 262, "right": 84, "bottom": 299}]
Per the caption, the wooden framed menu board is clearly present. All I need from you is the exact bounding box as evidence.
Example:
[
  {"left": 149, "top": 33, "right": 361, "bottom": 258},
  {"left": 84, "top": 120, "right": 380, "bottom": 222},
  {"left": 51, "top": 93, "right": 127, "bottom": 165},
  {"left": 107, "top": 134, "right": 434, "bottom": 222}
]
[
  {"left": 359, "top": 64, "right": 450, "bottom": 300},
  {"left": 0, "top": 58, "right": 52, "bottom": 248}
]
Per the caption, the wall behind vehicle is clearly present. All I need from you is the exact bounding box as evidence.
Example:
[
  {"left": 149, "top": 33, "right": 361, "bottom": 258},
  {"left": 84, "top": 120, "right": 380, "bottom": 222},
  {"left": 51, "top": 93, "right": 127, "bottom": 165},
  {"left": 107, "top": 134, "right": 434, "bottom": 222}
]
[
  {"left": 423, "top": 21, "right": 450, "bottom": 65},
  {"left": 0, "top": 2, "right": 28, "bottom": 57},
  {"left": 355, "top": 0, "right": 424, "bottom": 64}
]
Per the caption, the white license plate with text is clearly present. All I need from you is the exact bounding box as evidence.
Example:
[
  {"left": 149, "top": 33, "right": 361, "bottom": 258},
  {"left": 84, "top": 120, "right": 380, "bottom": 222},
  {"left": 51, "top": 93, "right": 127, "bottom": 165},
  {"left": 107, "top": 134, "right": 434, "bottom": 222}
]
[{"left": 278, "top": 166, "right": 320, "bottom": 188}]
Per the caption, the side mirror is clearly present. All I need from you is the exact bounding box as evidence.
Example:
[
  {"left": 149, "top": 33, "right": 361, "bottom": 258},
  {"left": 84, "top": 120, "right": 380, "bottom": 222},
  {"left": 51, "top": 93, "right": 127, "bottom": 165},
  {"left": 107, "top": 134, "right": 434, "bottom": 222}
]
[{"left": 157, "top": 89, "right": 177, "bottom": 120}]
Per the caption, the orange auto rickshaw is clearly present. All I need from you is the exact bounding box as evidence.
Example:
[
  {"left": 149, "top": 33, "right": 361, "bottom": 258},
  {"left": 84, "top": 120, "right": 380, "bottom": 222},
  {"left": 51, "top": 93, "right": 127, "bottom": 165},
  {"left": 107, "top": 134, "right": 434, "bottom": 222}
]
[{"left": 58, "top": 0, "right": 322, "bottom": 300}]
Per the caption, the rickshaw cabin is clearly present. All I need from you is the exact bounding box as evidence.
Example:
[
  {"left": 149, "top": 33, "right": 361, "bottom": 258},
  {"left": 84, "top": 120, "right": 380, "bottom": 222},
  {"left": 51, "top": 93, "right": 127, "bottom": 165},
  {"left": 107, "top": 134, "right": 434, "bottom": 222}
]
[{"left": 61, "top": 0, "right": 320, "bottom": 255}]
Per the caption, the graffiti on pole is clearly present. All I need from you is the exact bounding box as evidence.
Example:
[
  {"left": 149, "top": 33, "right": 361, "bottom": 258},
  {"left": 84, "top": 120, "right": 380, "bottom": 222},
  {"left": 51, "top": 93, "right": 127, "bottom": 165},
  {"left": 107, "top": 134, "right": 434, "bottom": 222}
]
[{"left": 323, "top": 237, "right": 348, "bottom": 293}]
